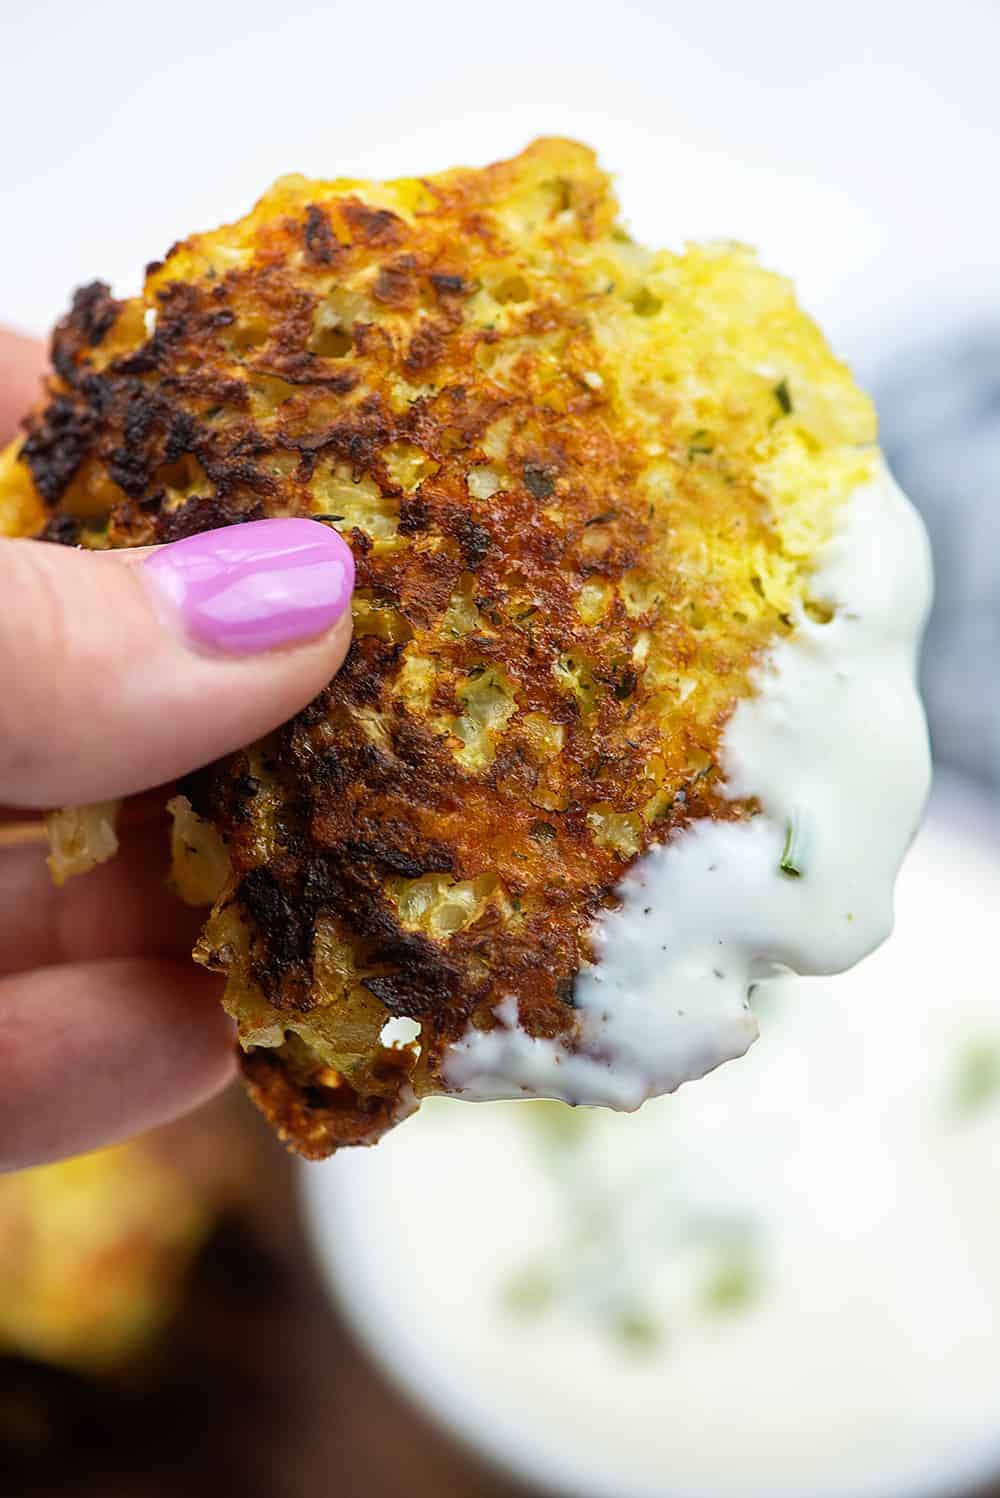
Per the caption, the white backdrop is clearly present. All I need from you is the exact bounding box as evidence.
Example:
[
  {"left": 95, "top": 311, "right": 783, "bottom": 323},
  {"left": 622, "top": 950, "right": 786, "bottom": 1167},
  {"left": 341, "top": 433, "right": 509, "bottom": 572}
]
[{"left": 2, "top": 0, "right": 998, "bottom": 383}]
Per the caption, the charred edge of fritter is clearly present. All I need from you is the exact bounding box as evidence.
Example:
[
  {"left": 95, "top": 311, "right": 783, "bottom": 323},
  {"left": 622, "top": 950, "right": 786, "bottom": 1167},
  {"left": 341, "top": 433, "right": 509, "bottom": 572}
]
[
  {"left": 183, "top": 695, "right": 607, "bottom": 1059},
  {"left": 24, "top": 279, "right": 281, "bottom": 528},
  {"left": 21, "top": 192, "right": 481, "bottom": 532},
  {"left": 181, "top": 734, "right": 486, "bottom": 1026},
  {"left": 239, "top": 1044, "right": 414, "bottom": 1157},
  {"left": 183, "top": 647, "right": 599, "bottom": 1016}
]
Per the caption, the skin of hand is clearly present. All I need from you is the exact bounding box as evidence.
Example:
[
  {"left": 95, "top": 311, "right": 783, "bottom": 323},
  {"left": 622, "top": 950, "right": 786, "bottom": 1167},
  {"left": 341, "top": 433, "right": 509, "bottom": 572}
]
[{"left": 0, "top": 330, "right": 356, "bottom": 1171}]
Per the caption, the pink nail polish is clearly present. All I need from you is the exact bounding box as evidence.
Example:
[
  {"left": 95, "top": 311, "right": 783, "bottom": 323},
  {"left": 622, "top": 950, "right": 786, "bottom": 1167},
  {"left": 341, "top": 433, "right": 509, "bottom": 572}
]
[{"left": 143, "top": 518, "right": 354, "bottom": 654}]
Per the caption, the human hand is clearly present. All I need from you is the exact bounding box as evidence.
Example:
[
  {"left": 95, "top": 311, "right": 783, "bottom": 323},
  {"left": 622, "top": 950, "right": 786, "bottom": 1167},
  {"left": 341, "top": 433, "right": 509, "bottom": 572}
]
[{"left": 0, "top": 331, "right": 355, "bottom": 1171}]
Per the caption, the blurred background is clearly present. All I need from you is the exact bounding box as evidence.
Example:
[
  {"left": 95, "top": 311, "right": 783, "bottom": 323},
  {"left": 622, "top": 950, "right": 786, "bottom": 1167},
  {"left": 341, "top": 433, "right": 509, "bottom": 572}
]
[{"left": 1, "top": 2, "right": 998, "bottom": 1495}]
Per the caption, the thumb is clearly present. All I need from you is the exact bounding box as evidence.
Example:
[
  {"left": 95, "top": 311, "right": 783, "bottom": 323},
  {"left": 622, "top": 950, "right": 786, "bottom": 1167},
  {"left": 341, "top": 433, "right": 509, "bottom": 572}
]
[{"left": 0, "top": 518, "right": 354, "bottom": 809}]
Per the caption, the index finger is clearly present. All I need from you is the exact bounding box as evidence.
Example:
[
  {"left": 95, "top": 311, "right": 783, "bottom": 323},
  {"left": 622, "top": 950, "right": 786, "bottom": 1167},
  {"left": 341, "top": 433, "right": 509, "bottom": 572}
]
[{"left": 0, "top": 522, "right": 354, "bottom": 809}]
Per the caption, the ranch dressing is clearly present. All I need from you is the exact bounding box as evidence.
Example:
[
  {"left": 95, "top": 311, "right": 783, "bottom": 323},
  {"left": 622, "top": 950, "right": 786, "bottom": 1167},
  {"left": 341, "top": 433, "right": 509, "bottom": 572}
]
[
  {"left": 443, "top": 458, "right": 932, "bottom": 1105},
  {"left": 309, "top": 779, "right": 1000, "bottom": 1498}
]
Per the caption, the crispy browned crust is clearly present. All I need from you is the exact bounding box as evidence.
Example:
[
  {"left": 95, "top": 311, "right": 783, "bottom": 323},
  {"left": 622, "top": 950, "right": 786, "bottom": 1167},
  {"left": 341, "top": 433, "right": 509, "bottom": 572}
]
[
  {"left": 239, "top": 1043, "right": 416, "bottom": 1160},
  {"left": 3, "top": 138, "right": 875, "bottom": 1154}
]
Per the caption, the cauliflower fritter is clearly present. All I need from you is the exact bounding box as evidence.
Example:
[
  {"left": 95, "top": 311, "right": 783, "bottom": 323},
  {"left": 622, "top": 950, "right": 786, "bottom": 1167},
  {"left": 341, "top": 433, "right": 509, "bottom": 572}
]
[
  {"left": 1, "top": 139, "right": 876, "bottom": 1155},
  {"left": 0, "top": 1143, "right": 207, "bottom": 1374}
]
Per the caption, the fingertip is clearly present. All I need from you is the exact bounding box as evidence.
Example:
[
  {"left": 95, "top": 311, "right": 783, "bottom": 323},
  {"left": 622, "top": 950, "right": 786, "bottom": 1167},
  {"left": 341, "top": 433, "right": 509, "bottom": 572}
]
[
  {"left": 0, "top": 525, "right": 356, "bottom": 807},
  {"left": 323, "top": 586, "right": 355, "bottom": 673},
  {"left": 0, "top": 959, "right": 237, "bottom": 1171},
  {"left": 140, "top": 517, "right": 355, "bottom": 655}
]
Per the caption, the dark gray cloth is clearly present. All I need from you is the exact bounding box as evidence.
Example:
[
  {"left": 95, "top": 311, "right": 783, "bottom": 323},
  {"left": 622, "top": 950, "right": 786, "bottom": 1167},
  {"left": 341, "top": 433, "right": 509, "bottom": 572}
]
[{"left": 876, "top": 325, "right": 1000, "bottom": 787}]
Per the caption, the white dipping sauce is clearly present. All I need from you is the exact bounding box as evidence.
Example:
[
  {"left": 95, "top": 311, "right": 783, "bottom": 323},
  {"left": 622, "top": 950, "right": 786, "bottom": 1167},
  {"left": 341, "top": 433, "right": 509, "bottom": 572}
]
[
  {"left": 306, "top": 779, "right": 1000, "bottom": 1498},
  {"left": 443, "top": 458, "right": 933, "bottom": 1107}
]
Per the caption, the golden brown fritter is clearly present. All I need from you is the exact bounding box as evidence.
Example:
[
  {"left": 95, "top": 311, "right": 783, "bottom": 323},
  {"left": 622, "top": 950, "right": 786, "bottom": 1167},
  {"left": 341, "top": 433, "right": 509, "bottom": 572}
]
[
  {"left": 0, "top": 1143, "right": 207, "bottom": 1373},
  {"left": 0, "top": 139, "right": 876, "bottom": 1155}
]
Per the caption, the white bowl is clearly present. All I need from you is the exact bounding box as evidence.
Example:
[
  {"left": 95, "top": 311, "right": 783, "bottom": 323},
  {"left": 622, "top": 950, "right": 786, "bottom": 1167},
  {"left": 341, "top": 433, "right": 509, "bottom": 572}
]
[{"left": 303, "top": 776, "right": 1000, "bottom": 1498}]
